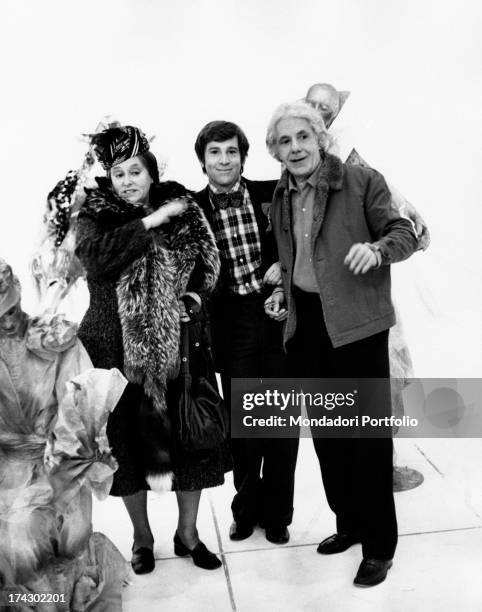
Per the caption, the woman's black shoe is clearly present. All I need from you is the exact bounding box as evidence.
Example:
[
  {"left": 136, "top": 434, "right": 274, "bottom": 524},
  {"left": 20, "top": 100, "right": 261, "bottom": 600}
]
[
  {"left": 131, "top": 546, "right": 155, "bottom": 574},
  {"left": 174, "top": 532, "right": 222, "bottom": 570}
]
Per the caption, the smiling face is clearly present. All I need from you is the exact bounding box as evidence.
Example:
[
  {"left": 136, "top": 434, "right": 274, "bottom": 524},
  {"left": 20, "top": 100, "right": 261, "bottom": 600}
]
[
  {"left": 110, "top": 156, "right": 153, "bottom": 205},
  {"left": 275, "top": 117, "right": 321, "bottom": 181},
  {"left": 203, "top": 136, "right": 242, "bottom": 192}
]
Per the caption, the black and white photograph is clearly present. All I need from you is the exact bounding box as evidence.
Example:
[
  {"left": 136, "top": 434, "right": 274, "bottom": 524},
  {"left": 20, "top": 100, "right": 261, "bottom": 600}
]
[{"left": 1, "top": 1, "right": 481, "bottom": 610}]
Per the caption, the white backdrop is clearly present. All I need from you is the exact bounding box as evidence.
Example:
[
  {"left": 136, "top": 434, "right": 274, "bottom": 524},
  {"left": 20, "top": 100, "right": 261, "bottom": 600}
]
[{"left": 1, "top": 0, "right": 481, "bottom": 376}]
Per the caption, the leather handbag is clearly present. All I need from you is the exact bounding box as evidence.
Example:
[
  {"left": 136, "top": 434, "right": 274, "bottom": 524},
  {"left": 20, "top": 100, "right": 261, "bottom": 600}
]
[{"left": 174, "top": 322, "right": 228, "bottom": 452}]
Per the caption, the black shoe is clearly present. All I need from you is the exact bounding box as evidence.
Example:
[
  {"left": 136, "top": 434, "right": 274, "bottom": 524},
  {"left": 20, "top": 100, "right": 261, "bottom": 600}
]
[
  {"left": 265, "top": 526, "right": 290, "bottom": 544},
  {"left": 354, "top": 558, "right": 393, "bottom": 587},
  {"left": 229, "top": 521, "right": 254, "bottom": 541},
  {"left": 131, "top": 546, "right": 155, "bottom": 574},
  {"left": 173, "top": 532, "right": 222, "bottom": 570},
  {"left": 317, "top": 533, "right": 360, "bottom": 555}
]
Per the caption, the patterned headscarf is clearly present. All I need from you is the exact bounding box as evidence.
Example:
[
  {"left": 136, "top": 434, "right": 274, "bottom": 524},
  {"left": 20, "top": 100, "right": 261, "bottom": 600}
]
[
  {"left": 0, "top": 258, "right": 21, "bottom": 316},
  {"left": 90, "top": 126, "right": 150, "bottom": 170}
]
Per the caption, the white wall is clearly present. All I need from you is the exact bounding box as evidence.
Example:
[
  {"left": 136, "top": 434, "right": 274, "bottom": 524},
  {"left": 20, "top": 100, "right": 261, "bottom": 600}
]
[{"left": 1, "top": 0, "right": 481, "bottom": 376}]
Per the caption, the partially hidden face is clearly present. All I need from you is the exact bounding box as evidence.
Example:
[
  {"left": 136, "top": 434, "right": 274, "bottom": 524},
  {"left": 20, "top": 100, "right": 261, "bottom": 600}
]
[
  {"left": 0, "top": 261, "right": 13, "bottom": 293},
  {"left": 0, "top": 301, "right": 25, "bottom": 337},
  {"left": 110, "top": 156, "right": 153, "bottom": 205},
  {"left": 305, "top": 85, "right": 340, "bottom": 128},
  {"left": 203, "top": 137, "right": 242, "bottom": 192},
  {"left": 275, "top": 117, "right": 321, "bottom": 181}
]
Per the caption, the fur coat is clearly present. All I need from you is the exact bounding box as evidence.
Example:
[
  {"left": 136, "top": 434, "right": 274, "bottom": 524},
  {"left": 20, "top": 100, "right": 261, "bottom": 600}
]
[{"left": 76, "top": 179, "right": 220, "bottom": 488}]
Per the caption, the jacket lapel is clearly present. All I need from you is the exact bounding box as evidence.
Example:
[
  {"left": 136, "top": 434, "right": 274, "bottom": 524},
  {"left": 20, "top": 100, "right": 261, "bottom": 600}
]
[
  {"left": 244, "top": 179, "right": 269, "bottom": 234},
  {"left": 195, "top": 186, "right": 214, "bottom": 227},
  {"left": 310, "top": 153, "right": 344, "bottom": 251},
  {"left": 273, "top": 171, "right": 295, "bottom": 260}
]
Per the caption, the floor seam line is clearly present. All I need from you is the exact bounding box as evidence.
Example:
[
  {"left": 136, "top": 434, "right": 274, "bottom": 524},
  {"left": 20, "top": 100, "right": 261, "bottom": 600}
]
[
  {"left": 414, "top": 443, "right": 445, "bottom": 477},
  {"left": 214, "top": 525, "right": 482, "bottom": 556},
  {"left": 399, "top": 525, "right": 482, "bottom": 537},
  {"left": 208, "top": 491, "right": 237, "bottom": 611}
]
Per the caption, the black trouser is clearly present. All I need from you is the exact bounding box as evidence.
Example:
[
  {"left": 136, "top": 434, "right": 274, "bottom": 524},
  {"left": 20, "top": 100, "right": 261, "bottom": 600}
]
[
  {"left": 220, "top": 292, "right": 299, "bottom": 529},
  {"left": 287, "top": 289, "right": 397, "bottom": 560}
]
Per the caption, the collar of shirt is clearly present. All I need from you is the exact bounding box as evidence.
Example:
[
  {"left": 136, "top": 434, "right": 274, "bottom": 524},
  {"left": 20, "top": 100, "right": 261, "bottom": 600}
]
[
  {"left": 288, "top": 162, "right": 322, "bottom": 193},
  {"left": 209, "top": 178, "right": 242, "bottom": 195}
]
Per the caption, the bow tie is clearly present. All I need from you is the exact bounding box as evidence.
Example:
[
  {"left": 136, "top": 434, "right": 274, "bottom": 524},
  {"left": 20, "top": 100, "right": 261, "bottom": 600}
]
[{"left": 211, "top": 191, "right": 244, "bottom": 210}]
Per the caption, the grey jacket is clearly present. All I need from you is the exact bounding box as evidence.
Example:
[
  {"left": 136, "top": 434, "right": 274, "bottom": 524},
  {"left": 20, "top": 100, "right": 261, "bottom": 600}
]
[{"left": 271, "top": 152, "right": 418, "bottom": 348}]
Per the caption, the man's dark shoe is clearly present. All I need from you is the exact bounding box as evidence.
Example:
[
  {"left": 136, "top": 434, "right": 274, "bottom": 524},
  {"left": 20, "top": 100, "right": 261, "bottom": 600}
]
[
  {"left": 229, "top": 521, "right": 254, "bottom": 541},
  {"left": 265, "top": 526, "right": 290, "bottom": 545},
  {"left": 354, "top": 558, "right": 393, "bottom": 587},
  {"left": 317, "top": 532, "right": 360, "bottom": 555},
  {"left": 131, "top": 546, "right": 155, "bottom": 574}
]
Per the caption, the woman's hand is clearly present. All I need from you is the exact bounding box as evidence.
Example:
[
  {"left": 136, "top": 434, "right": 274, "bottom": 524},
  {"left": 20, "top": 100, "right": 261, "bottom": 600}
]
[
  {"left": 264, "top": 289, "right": 288, "bottom": 322},
  {"left": 143, "top": 199, "right": 187, "bottom": 230},
  {"left": 344, "top": 243, "right": 380, "bottom": 275},
  {"left": 263, "top": 262, "right": 282, "bottom": 286}
]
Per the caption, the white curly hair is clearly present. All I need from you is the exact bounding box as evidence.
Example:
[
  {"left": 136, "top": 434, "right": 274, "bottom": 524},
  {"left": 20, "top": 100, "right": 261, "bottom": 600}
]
[{"left": 266, "top": 100, "right": 333, "bottom": 161}]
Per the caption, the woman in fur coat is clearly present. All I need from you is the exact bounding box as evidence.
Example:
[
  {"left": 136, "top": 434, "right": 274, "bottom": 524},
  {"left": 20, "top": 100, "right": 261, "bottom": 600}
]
[{"left": 75, "top": 125, "right": 229, "bottom": 574}]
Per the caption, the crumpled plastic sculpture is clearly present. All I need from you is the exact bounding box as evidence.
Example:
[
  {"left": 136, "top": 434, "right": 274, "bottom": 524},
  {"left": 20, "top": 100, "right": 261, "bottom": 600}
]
[{"left": 0, "top": 258, "right": 130, "bottom": 611}]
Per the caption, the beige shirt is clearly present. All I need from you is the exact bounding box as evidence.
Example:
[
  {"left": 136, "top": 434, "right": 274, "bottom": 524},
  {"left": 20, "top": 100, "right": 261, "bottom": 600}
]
[{"left": 289, "top": 168, "right": 320, "bottom": 293}]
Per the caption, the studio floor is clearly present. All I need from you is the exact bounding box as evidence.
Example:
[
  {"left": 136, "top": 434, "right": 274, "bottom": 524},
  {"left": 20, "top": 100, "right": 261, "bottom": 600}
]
[{"left": 92, "top": 438, "right": 482, "bottom": 612}]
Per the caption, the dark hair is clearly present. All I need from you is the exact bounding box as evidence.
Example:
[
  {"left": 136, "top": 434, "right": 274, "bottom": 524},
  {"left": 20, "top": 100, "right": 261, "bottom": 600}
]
[
  {"left": 107, "top": 150, "right": 160, "bottom": 184},
  {"left": 194, "top": 121, "right": 250, "bottom": 172},
  {"left": 138, "top": 150, "right": 160, "bottom": 183}
]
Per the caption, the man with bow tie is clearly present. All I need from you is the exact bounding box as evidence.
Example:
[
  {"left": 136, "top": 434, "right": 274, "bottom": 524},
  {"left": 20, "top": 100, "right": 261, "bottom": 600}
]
[{"left": 193, "top": 120, "right": 299, "bottom": 545}]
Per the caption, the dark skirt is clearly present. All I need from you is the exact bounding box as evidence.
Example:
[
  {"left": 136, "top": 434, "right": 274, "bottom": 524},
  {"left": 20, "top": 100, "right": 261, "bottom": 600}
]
[{"left": 106, "top": 316, "right": 232, "bottom": 497}]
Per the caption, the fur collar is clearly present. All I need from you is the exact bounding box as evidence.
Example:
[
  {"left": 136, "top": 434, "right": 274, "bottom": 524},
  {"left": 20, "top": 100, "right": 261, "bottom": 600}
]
[{"left": 274, "top": 151, "right": 344, "bottom": 195}]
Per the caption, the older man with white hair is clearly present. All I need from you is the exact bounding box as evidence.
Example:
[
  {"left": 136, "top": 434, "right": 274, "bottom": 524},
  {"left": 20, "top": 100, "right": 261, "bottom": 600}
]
[{"left": 264, "top": 101, "right": 419, "bottom": 587}]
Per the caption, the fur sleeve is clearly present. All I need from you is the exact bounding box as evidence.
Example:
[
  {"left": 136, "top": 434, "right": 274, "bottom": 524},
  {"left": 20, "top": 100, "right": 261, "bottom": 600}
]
[
  {"left": 76, "top": 211, "right": 152, "bottom": 281},
  {"left": 167, "top": 198, "right": 220, "bottom": 295}
]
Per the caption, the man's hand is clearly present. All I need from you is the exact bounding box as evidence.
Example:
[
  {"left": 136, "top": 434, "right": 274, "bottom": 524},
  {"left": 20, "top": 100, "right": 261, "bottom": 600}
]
[
  {"left": 263, "top": 262, "right": 282, "bottom": 286},
  {"left": 344, "top": 243, "right": 379, "bottom": 275},
  {"left": 264, "top": 289, "right": 288, "bottom": 321},
  {"left": 179, "top": 293, "right": 201, "bottom": 323}
]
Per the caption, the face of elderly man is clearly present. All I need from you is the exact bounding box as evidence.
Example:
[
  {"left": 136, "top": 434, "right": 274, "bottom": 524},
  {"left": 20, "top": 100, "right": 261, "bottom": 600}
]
[
  {"left": 275, "top": 117, "right": 321, "bottom": 182},
  {"left": 305, "top": 84, "right": 340, "bottom": 128}
]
